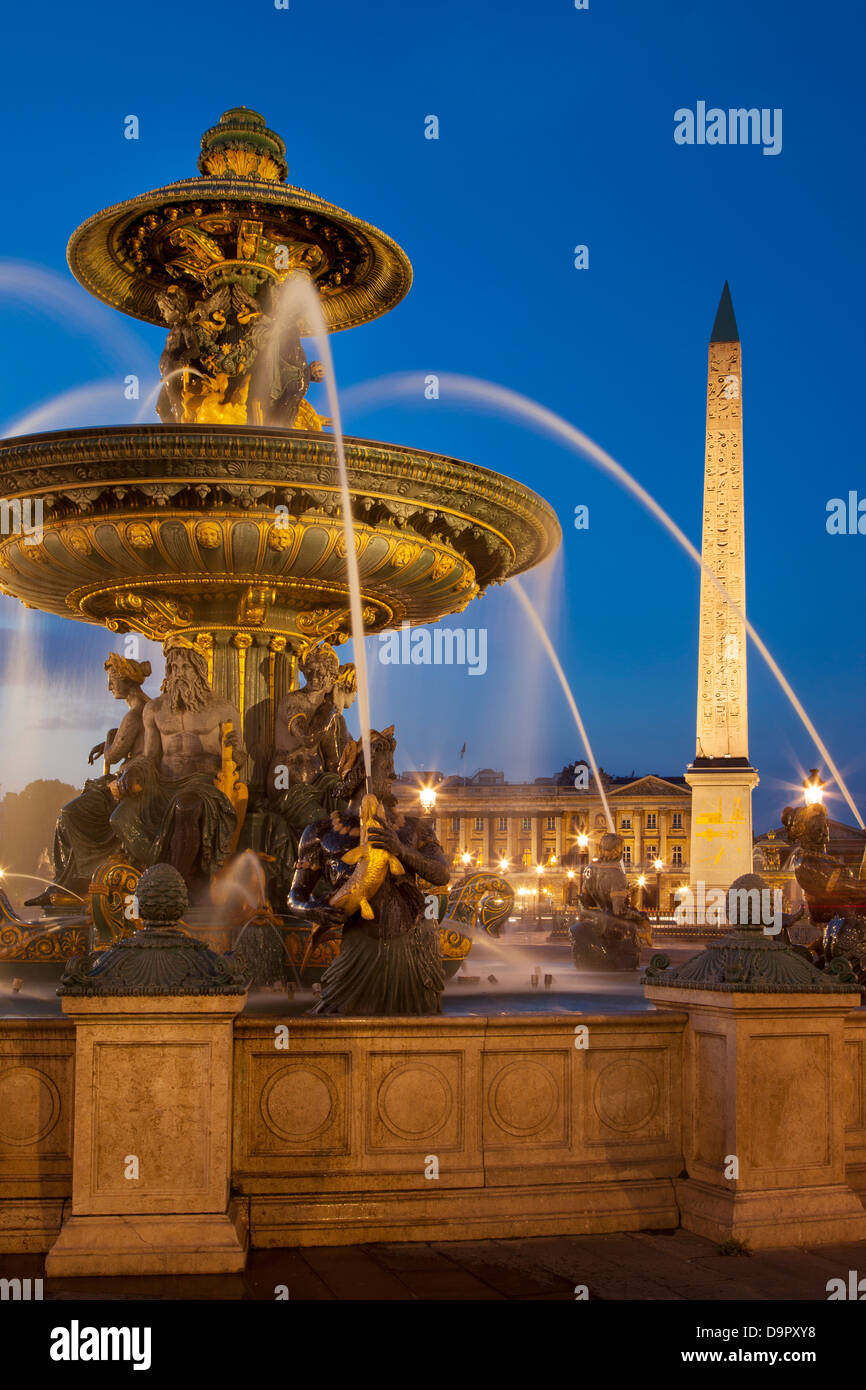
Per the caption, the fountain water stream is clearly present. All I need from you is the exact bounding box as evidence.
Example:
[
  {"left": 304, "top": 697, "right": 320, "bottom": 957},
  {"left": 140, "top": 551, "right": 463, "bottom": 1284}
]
[
  {"left": 269, "top": 272, "right": 375, "bottom": 783},
  {"left": 512, "top": 578, "right": 615, "bottom": 833},
  {"left": 339, "top": 371, "right": 864, "bottom": 830}
]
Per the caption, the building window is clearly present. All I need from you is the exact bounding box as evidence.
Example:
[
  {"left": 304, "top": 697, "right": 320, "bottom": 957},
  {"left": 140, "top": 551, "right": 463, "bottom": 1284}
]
[
  {"left": 623, "top": 844, "right": 632, "bottom": 864},
  {"left": 474, "top": 816, "right": 483, "bottom": 832},
  {"left": 646, "top": 812, "right": 657, "bottom": 829},
  {"left": 672, "top": 812, "right": 683, "bottom": 830},
  {"left": 450, "top": 815, "right": 459, "bottom": 833},
  {"left": 522, "top": 817, "right": 530, "bottom": 831},
  {"left": 647, "top": 846, "right": 658, "bottom": 863},
  {"left": 620, "top": 816, "right": 631, "bottom": 830},
  {"left": 498, "top": 816, "right": 507, "bottom": 832},
  {"left": 546, "top": 815, "right": 555, "bottom": 831},
  {"left": 672, "top": 844, "right": 683, "bottom": 866}
]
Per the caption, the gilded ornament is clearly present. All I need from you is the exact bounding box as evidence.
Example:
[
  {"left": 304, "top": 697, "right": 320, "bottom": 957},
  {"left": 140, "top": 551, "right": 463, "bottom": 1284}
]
[
  {"left": 268, "top": 524, "right": 294, "bottom": 551},
  {"left": 195, "top": 520, "right": 222, "bottom": 549},
  {"left": 125, "top": 522, "right": 154, "bottom": 549},
  {"left": 431, "top": 553, "right": 456, "bottom": 581},
  {"left": 67, "top": 528, "right": 93, "bottom": 556},
  {"left": 392, "top": 541, "right": 421, "bottom": 568}
]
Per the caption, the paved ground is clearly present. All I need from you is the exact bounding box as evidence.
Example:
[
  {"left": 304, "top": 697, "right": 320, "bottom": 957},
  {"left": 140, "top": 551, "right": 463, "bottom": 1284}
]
[{"left": 3, "top": 1230, "right": 863, "bottom": 1300}]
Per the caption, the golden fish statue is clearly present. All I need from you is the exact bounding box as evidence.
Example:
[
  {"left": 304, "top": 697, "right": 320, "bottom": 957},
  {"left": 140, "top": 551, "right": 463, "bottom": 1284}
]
[
  {"left": 214, "top": 720, "right": 248, "bottom": 855},
  {"left": 329, "top": 794, "right": 404, "bottom": 920}
]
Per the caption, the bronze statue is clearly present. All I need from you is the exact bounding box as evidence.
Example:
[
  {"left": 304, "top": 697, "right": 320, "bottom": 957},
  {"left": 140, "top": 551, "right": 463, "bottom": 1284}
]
[
  {"left": 255, "top": 648, "right": 357, "bottom": 910},
  {"left": 321, "top": 662, "right": 358, "bottom": 771},
  {"left": 26, "top": 654, "right": 152, "bottom": 905},
  {"left": 782, "top": 801, "right": 866, "bottom": 981},
  {"left": 288, "top": 725, "right": 450, "bottom": 1014},
  {"left": 138, "top": 639, "right": 245, "bottom": 895},
  {"left": 267, "top": 645, "right": 356, "bottom": 792},
  {"left": 569, "top": 831, "right": 649, "bottom": 971},
  {"left": 153, "top": 256, "right": 324, "bottom": 429},
  {"left": 154, "top": 286, "right": 198, "bottom": 422}
]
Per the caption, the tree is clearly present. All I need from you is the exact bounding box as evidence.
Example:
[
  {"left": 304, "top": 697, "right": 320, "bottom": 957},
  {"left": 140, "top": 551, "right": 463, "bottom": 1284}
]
[{"left": 0, "top": 779, "right": 78, "bottom": 890}]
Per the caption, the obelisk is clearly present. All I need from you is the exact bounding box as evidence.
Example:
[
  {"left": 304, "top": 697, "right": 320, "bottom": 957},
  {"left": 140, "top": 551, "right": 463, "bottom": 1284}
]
[{"left": 685, "top": 284, "right": 759, "bottom": 910}]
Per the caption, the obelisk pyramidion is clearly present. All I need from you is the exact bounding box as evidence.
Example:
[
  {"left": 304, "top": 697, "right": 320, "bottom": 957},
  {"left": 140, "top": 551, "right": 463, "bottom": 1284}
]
[{"left": 685, "top": 283, "right": 759, "bottom": 912}]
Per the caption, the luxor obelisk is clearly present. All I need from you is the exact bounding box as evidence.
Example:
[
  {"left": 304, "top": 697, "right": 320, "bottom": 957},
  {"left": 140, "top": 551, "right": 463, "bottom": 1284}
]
[{"left": 685, "top": 284, "right": 759, "bottom": 906}]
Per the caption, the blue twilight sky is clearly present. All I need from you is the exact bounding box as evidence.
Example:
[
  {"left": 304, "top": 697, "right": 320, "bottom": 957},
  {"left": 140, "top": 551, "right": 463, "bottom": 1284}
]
[{"left": 0, "top": 0, "right": 864, "bottom": 830}]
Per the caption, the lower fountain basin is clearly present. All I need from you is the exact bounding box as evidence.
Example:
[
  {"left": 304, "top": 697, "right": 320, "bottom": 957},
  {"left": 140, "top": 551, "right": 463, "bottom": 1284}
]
[{"left": 0, "top": 425, "right": 560, "bottom": 645}]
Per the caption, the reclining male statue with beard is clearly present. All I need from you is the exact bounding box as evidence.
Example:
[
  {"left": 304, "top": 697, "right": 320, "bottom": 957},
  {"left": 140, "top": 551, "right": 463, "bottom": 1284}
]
[
  {"left": 288, "top": 725, "right": 450, "bottom": 1015},
  {"left": 114, "top": 637, "right": 245, "bottom": 901}
]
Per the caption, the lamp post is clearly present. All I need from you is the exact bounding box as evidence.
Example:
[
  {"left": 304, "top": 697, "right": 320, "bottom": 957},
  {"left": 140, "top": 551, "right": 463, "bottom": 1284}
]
[
  {"left": 419, "top": 785, "right": 437, "bottom": 815},
  {"left": 577, "top": 832, "right": 589, "bottom": 874},
  {"left": 803, "top": 769, "right": 825, "bottom": 806},
  {"left": 638, "top": 873, "right": 646, "bottom": 912},
  {"left": 654, "top": 856, "right": 664, "bottom": 924}
]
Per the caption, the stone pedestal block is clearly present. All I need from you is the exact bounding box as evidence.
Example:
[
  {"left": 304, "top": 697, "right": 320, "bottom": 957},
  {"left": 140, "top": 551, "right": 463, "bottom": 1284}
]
[
  {"left": 646, "top": 983, "right": 866, "bottom": 1248},
  {"left": 46, "top": 994, "right": 247, "bottom": 1277}
]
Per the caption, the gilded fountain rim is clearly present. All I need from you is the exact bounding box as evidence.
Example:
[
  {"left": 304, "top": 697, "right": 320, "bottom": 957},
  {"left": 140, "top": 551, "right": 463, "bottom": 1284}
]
[{"left": 0, "top": 422, "right": 562, "bottom": 567}]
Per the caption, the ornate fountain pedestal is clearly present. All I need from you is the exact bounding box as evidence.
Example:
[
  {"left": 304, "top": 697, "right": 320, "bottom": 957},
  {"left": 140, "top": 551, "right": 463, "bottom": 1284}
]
[
  {"left": 45, "top": 866, "right": 249, "bottom": 1277},
  {"left": 645, "top": 876, "right": 866, "bottom": 1248}
]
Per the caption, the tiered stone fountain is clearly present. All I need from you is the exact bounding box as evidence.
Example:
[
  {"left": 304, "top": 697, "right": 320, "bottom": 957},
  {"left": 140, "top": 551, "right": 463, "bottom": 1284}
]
[{"left": 0, "top": 108, "right": 559, "bottom": 967}]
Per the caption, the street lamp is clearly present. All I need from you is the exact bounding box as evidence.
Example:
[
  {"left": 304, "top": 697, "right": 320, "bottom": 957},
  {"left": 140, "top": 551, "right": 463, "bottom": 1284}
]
[
  {"left": 461, "top": 851, "right": 472, "bottom": 867},
  {"left": 803, "top": 769, "right": 825, "bottom": 806},
  {"left": 653, "top": 857, "right": 663, "bottom": 924},
  {"left": 637, "top": 872, "right": 646, "bottom": 911},
  {"left": 419, "top": 785, "right": 437, "bottom": 814},
  {"left": 576, "top": 833, "right": 590, "bottom": 882},
  {"left": 498, "top": 858, "right": 509, "bottom": 872}
]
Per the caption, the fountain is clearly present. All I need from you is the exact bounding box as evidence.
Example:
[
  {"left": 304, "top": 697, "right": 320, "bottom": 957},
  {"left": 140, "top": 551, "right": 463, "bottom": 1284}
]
[
  {"left": 2, "top": 109, "right": 865, "bottom": 1271},
  {"left": 0, "top": 108, "right": 558, "bottom": 985}
]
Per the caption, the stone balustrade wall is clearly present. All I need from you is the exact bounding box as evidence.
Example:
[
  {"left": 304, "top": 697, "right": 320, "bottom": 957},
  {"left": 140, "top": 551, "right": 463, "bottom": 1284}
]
[{"left": 3, "top": 1006, "right": 866, "bottom": 1250}]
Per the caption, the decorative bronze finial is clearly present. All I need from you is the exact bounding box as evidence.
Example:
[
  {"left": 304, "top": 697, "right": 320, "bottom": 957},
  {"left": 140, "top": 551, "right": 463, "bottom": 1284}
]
[
  {"left": 58, "top": 862, "right": 249, "bottom": 997},
  {"left": 198, "top": 107, "right": 289, "bottom": 183},
  {"left": 644, "top": 873, "right": 859, "bottom": 993},
  {"left": 136, "top": 862, "right": 189, "bottom": 926}
]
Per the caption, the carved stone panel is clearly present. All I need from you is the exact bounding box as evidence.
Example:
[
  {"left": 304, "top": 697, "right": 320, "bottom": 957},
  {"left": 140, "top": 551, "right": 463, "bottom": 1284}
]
[
  {"left": 483, "top": 1051, "right": 569, "bottom": 1149},
  {"left": 745, "top": 1033, "right": 831, "bottom": 1178},
  {"left": 585, "top": 1046, "right": 670, "bottom": 1145},
  {"left": 252, "top": 1053, "right": 350, "bottom": 1156},
  {"left": 0, "top": 1024, "right": 74, "bottom": 1197},
  {"left": 692, "top": 1031, "right": 727, "bottom": 1171},
  {"left": 91, "top": 1040, "right": 211, "bottom": 1201},
  {"left": 367, "top": 1052, "right": 463, "bottom": 1152}
]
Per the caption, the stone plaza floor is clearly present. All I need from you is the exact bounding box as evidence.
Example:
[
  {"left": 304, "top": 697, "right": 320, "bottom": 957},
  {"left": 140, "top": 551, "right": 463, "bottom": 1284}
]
[{"left": 2, "top": 1230, "right": 864, "bottom": 1300}]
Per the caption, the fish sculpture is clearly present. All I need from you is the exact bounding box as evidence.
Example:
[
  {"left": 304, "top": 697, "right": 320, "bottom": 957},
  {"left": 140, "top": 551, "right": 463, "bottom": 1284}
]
[{"left": 329, "top": 794, "right": 404, "bottom": 920}]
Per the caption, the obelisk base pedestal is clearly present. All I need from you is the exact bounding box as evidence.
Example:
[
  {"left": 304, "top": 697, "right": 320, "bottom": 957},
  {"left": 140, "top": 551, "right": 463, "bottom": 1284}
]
[{"left": 685, "top": 762, "right": 759, "bottom": 905}]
